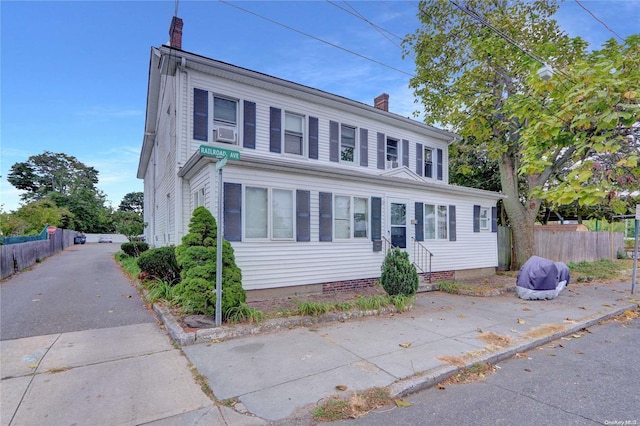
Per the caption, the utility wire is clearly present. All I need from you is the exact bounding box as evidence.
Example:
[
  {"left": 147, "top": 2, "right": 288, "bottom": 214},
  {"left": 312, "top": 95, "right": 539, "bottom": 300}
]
[
  {"left": 574, "top": 0, "right": 625, "bottom": 42},
  {"left": 218, "top": 0, "right": 414, "bottom": 77},
  {"left": 327, "top": 0, "right": 403, "bottom": 47}
]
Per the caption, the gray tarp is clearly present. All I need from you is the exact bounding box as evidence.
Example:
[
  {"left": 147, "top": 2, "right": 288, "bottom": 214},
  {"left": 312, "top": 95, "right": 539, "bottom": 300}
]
[{"left": 516, "top": 256, "right": 570, "bottom": 300}]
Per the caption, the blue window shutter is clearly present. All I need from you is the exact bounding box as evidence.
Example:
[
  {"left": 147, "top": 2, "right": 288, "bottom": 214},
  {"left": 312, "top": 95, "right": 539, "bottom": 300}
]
[
  {"left": 359, "top": 128, "right": 368, "bottom": 167},
  {"left": 402, "top": 139, "right": 409, "bottom": 167},
  {"left": 296, "top": 190, "right": 311, "bottom": 242},
  {"left": 415, "top": 202, "right": 424, "bottom": 241},
  {"left": 269, "top": 107, "right": 281, "bottom": 153},
  {"left": 376, "top": 133, "right": 385, "bottom": 170},
  {"left": 243, "top": 100, "right": 256, "bottom": 149},
  {"left": 449, "top": 205, "right": 457, "bottom": 241},
  {"left": 491, "top": 206, "right": 498, "bottom": 233},
  {"left": 319, "top": 192, "right": 332, "bottom": 242},
  {"left": 308, "top": 117, "right": 319, "bottom": 159},
  {"left": 224, "top": 183, "right": 242, "bottom": 241},
  {"left": 473, "top": 205, "right": 480, "bottom": 233},
  {"left": 437, "top": 148, "right": 443, "bottom": 180},
  {"left": 193, "top": 88, "right": 208, "bottom": 141},
  {"left": 416, "top": 143, "right": 423, "bottom": 176},
  {"left": 329, "top": 120, "right": 339, "bottom": 162},
  {"left": 371, "top": 197, "right": 382, "bottom": 251}
]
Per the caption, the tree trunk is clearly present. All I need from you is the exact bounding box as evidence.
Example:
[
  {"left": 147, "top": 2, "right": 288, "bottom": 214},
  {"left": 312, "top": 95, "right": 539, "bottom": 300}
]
[{"left": 498, "top": 153, "right": 539, "bottom": 269}]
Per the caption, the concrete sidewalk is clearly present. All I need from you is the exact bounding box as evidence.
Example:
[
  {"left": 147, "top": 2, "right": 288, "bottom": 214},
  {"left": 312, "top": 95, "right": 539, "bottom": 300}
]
[
  {"left": 181, "top": 281, "right": 638, "bottom": 423},
  {"left": 0, "top": 323, "right": 253, "bottom": 426}
]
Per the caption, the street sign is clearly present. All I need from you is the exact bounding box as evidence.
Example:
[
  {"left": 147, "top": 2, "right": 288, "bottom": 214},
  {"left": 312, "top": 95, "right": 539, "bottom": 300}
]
[
  {"left": 47, "top": 226, "right": 57, "bottom": 235},
  {"left": 199, "top": 145, "right": 241, "bottom": 161},
  {"left": 636, "top": 204, "right": 640, "bottom": 220}
]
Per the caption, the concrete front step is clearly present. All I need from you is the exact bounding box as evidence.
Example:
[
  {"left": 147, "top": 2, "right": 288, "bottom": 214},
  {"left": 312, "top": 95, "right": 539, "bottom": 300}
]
[{"left": 417, "top": 281, "right": 439, "bottom": 293}]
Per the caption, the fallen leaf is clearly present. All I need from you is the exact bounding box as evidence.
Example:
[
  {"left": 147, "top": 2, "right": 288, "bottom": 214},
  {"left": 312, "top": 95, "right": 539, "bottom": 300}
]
[
  {"left": 524, "top": 368, "right": 532, "bottom": 372},
  {"left": 522, "top": 307, "right": 532, "bottom": 312},
  {"left": 510, "top": 329, "right": 518, "bottom": 333},
  {"left": 394, "top": 398, "right": 412, "bottom": 407},
  {"left": 517, "top": 319, "right": 526, "bottom": 324},
  {"left": 547, "top": 353, "right": 556, "bottom": 357},
  {"left": 477, "top": 328, "right": 483, "bottom": 333},
  {"left": 399, "top": 342, "right": 412, "bottom": 348},
  {"left": 558, "top": 344, "right": 564, "bottom": 348},
  {"left": 571, "top": 334, "right": 582, "bottom": 338},
  {"left": 578, "top": 306, "right": 587, "bottom": 310},
  {"left": 458, "top": 314, "right": 467, "bottom": 319},
  {"left": 436, "top": 384, "right": 446, "bottom": 390},
  {"left": 576, "top": 351, "right": 584, "bottom": 355},
  {"left": 335, "top": 385, "right": 347, "bottom": 391},
  {"left": 32, "top": 299, "right": 40, "bottom": 302}
]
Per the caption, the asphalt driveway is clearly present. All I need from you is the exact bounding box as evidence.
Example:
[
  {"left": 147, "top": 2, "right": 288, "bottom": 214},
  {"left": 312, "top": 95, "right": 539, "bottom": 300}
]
[{"left": 0, "top": 243, "right": 154, "bottom": 340}]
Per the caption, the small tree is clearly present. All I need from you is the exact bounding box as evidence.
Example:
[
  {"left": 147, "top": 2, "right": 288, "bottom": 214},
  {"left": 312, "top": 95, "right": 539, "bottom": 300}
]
[
  {"left": 174, "top": 207, "right": 244, "bottom": 317},
  {"left": 380, "top": 248, "right": 419, "bottom": 296}
]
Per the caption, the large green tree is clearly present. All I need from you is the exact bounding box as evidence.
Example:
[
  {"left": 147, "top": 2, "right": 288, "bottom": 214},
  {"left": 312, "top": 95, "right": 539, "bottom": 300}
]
[
  {"left": 403, "top": 0, "right": 639, "bottom": 267},
  {"left": 118, "top": 191, "right": 144, "bottom": 214},
  {"left": 8, "top": 151, "right": 99, "bottom": 202},
  {"left": 7, "top": 151, "right": 113, "bottom": 233}
]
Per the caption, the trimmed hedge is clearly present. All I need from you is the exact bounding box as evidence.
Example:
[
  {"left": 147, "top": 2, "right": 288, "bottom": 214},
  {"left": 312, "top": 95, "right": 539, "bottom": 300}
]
[
  {"left": 121, "top": 241, "right": 149, "bottom": 258},
  {"left": 137, "top": 246, "right": 181, "bottom": 285}
]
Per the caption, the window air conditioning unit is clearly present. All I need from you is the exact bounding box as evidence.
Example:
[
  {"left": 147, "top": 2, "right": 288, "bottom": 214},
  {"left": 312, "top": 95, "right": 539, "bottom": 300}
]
[
  {"left": 386, "top": 160, "right": 399, "bottom": 169},
  {"left": 215, "top": 126, "right": 236, "bottom": 143}
]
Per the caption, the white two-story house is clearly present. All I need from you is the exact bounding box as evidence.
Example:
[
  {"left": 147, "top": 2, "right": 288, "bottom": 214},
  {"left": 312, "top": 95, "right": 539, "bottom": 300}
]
[{"left": 137, "top": 18, "right": 504, "bottom": 298}]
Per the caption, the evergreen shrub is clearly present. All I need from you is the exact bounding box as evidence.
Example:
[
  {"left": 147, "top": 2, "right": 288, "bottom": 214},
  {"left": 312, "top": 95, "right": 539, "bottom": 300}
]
[
  {"left": 137, "top": 246, "right": 181, "bottom": 285},
  {"left": 121, "top": 241, "right": 149, "bottom": 257},
  {"left": 380, "top": 248, "right": 419, "bottom": 296},
  {"left": 174, "top": 207, "right": 245, "bottom": 317}
]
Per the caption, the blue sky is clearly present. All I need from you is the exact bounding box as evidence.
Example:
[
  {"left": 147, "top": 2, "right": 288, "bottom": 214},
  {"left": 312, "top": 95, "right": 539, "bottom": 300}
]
[{"left": 2, "top": 0, "right": 638, "bottom": 212}]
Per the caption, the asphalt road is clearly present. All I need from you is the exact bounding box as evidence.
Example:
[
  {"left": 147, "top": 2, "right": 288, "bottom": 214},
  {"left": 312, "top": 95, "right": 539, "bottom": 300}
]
[
  {"left": 335, "top": 315, "right": 640, "bottom": 426},
  {"left": 0, "top": 243, "right": 154, "bottom": 340}
]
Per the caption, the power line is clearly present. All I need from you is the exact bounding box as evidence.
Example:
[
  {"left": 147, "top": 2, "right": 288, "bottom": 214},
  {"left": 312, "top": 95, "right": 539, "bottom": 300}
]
[
  {"left": 574, "top": 0, "right": 624, "bottom": 42},
  {"left": 326, "top": 0, "right": 403, "bottom": 48},
  {"left": 218, "top": 0, "right": 414, "bottom": 77}
]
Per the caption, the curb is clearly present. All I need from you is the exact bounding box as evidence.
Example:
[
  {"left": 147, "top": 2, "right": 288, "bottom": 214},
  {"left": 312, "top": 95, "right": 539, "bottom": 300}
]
[
  {"left": 387, "top": 303, "right": 639, "bottom": 399},
  {"left": 154, "top": 302, "right": 404, "bottom": 347}
]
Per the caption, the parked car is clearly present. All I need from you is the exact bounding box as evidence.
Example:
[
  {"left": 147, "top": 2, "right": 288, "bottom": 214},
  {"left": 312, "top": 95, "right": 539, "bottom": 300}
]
[
  {"left": 98, "top": 235, "right": 113, "bottom": 243},
  {"left": 74, "top": 233, "right": 86, "bottom": 244}
]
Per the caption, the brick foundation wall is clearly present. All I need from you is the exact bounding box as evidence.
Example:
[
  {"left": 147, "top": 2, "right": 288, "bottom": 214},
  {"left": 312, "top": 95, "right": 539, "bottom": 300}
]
[
  {"left": 322, "top": 277, "right": 378, "bottom": 294},
  {"left": 320, "top": 270, "right": 456, "bottom": 294}
]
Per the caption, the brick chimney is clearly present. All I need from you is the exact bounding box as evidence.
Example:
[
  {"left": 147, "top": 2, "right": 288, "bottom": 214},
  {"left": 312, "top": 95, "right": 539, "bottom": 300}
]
[
  {"left": 169, "top": 16, "right": 183, "bottom": 49},
  {"left": 374, "top": 93, "right": 389, "bottom": 112}
]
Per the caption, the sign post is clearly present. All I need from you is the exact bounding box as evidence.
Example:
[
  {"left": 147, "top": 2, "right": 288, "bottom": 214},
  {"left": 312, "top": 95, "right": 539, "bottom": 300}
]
[
  {"left": 632, "top": 205, "right": 639, "bottom": 294},
  {"left": 202, "top": 145, "right": 240, "bottom": 327}
]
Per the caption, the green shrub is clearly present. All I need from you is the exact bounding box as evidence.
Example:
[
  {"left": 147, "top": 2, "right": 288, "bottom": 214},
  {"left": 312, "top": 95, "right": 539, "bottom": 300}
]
[
  {"left": 121, "top": 241, "right": 149, "bottom": 257},
  {"left": 380, "top": 248, "right": 419, "bottom": 296},
  {"left": 137, "top": 246, "right": 181, "bottom": 285},
  {"left": 174, "top": 207, "right": 245, "bottom": 318}
]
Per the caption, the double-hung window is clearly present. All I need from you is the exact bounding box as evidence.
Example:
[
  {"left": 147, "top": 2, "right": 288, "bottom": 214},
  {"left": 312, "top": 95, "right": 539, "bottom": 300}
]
[
  {"left": 386, "top": 138, "right": 399, "bottom": 168},
  {"left": 424, "top": 147, "right": 433, "bottom": 178},
  {"left": 340, "top": 125, "right": 357, "bottom": 163},
  {"left": 334, "top": 196, "right": 368, "bottom": 239},
  {"left": 284, "top": 112, "right": 304, "bottom": 155},
  {"left": 245, "top": 187, "right": 294, "bottom": 240},
  {"left": 425, "top": 203, "right": 448, "bottom": 240},
  {"left": 213, "top": 95, "right": 238, "bottom": 144},
  {"left": 479, "top": 207, "right": 490, "bottom": 230},
  {"left": 213, "top": 96, "right": 237, "bottom": 126}
]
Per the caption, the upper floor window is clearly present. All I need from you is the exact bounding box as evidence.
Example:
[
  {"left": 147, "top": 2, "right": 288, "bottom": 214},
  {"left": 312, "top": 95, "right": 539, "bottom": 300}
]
[
  {"left": 424, "top": 147, "right": 433, "bottom": 178},
  {"left": 213, "top": 96, "right": 237, "bottom": 126},
  {"left": 340, "top": 125, "right": 357, "bottom": 163},
  {"left": 425, "top": 203, "right": 448, "bottom": 240},
  {"left": 284, "top": 112, "right": 304, "bottom": 155},
  {"left": 386, "top": 138, "right": 399, "bottom": 168}
]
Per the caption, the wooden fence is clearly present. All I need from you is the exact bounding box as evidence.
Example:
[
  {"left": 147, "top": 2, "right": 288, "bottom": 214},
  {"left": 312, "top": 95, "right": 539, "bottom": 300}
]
[
  {"left": 0, "top": 229, "right": 78, "bottom": 280},
  {"left": 534, "top": 230, "right": 624, "bottom": 264}
]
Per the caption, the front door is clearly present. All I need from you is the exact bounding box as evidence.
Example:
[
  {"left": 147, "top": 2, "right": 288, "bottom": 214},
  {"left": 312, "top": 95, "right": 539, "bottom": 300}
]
[{"left": 388, "top": 200, "right": 409, "bottom": 250}]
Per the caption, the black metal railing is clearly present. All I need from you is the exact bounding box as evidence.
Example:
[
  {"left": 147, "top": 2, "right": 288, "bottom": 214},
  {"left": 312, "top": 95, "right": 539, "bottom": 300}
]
[{"left": 412, "top": 237, "right": 433, "bottom": 276}]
